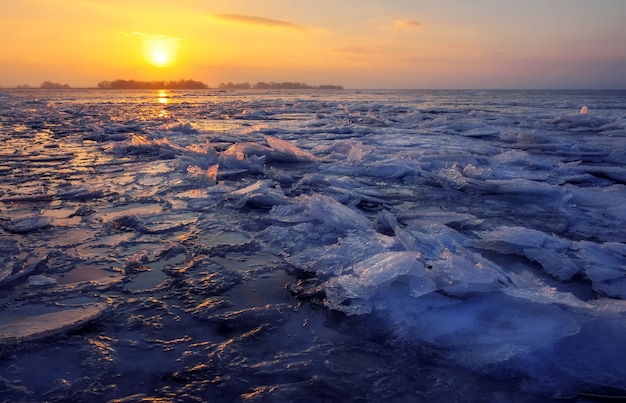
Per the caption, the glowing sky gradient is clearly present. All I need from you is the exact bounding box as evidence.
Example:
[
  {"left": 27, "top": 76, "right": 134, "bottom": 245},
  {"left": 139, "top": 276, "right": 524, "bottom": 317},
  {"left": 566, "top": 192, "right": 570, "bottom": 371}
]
[{"left": 1, "top": 0, "right": 625, "bottom": 89}]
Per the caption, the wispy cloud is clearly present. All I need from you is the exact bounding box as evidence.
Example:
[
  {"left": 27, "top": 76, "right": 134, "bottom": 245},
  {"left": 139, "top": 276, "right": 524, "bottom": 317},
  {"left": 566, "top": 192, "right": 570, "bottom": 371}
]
[
  {"left": 213, "top": 13, "right": 303, "bottom": 29},
  {"left": 392, "top": 19, "right": 421, "bottom": 31}
]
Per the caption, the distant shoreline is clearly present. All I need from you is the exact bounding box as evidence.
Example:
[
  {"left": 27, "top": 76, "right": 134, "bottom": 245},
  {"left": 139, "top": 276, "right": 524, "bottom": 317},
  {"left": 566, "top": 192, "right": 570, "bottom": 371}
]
[
  {"left": 1, "top": 87, "right": 346, "bottom": 91},
  {"left": 0, "top": 79, "right": 343, "bottom": 91},
  {"left": 3, "top": 86, "right": 624, "bottom": 92}
]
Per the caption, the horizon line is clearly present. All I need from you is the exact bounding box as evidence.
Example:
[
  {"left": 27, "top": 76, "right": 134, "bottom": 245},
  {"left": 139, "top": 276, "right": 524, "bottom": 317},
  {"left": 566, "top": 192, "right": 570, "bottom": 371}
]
[{"left": 3, "top": 86, "right": 626, "bottom": 91}]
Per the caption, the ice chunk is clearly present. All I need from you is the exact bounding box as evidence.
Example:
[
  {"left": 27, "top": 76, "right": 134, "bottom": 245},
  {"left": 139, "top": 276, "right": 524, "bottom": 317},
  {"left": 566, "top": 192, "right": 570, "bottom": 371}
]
[
  {"left": 522, "top": 247, "right": 580, "bottom": 280},
  {"left": 338, "top": 252, "right": 427, "bottom": 295},
  {"left": 505, "top": 286, "right": 590, "bottom": 310},
  {"left": 395, "top": 222, "right": 512, "bottom": 292},
  {"left": 159, "top": 120, "right": 197, "bottom": 133},
  {"left": 268, "top": 203, "right": 312, "bottom": 224},
  {"left": 549, "top": 110, "right": 605, "bottom": 130},
  {"left": 363, "top": 158, "right": 418, "bottom": 179},
  {"left": 266, "top": 135, "right": 317, "bottom": 162},
  {"left": 1, "top": 193, "right": 54, "bottom": 203},
  {"left": 324, "top": 251, "right": 434, "bottom": 315},
  {"left": 300, "top": 194, "right": 373, "bottom": 231},
  {"left": 270, "top": 195, "right": 373, "bottom": 233},
  {"left": 222, "top": 142, "right": 274, "bottom": 160},
  {"left": 265, "top": 221, "right": 399, "bottom": 278},
  {"left": 567, "top": 184, "right": 626, "bottom": 209},
  {"left": 377, "top": 209, "right": 398, "bottom": 233},
  {"left": 503, "top": 271, "right": 590, "bottom": 309},
  {"left": 217, "top": 146, "right": 266, "bottom": 173},
  {"left": 103, "top": 134, "right": 176, "bottom": 157},
  {"left": 346, "top": 141, "right": 375, "bottom": 164},
  {"left": 405, "top": 210, "right": 481, "bottom": 227},
  {"left": 575, "top": 241, "right": 626, "bottom": 298},
  {"left": 0, "top": 250, "right": 47, "bottom": 286},
  {"left": 457, "top": 126, "right": 499, "bottom": 137},
  {"left": 482, "top": 178, "right": 564, "bottom": 197},
  {"left": 432, "top": 165, "right": 498, "bottom": 193},
  {"left": 2, "top": 215, "right": 53, "bottom": 234},
  {"left": 57, "top": 185, "right": 105, "bottom": 201},
  {"left": 206, "top": 163, "right": 219, "bottom": 183},
  {"left": 27, "top": 275, "right": 57, "bottom": 287},
  {"left": 471, "top": 226, "right": 552, "bottom": 250},
  {"left": 229, "top": 180, "right": 289, "bottom": 208},
  {"left": 468, "top": 226, "right": 580, "bottom": 280},
  {"left": 109, "top": 212, "right": 196, "bottom": 234},
  {"left": 324, "top": 140, "right": 420, "bottom": 180},
  {"left": 186, "top": 164, "right": 219, "bottom": 185},
  {"left": 0, "top": 303, "right": 108, "bottom": 346}
]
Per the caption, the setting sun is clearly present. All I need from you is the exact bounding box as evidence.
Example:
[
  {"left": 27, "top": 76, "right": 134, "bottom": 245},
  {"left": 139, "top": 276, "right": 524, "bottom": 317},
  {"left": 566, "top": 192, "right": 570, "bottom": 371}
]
[
  {"left": 152, "top": 51, "right": 168, "bottom": 66},
  {"left": 141, "top": 36, "right": 180, "bottom": 68}
]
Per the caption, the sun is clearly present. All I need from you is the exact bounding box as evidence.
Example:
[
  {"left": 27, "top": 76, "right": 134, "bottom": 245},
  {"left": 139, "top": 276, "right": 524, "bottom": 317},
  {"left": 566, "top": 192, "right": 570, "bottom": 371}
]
[
  {"left": 152, "top": 50, "right": 169, "bottom": 67},
  {"left": 142, "top": 36, "right": 180, "bottom": 68}
]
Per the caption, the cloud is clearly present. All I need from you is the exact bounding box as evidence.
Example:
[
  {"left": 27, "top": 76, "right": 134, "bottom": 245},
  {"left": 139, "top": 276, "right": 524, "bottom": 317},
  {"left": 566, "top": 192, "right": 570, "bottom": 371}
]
[
  {"left": 213, "top": 13, "right": 303, "bottom": 29},
  {"left": 392, "top": 19, "right": 421, "bottom": 31}
]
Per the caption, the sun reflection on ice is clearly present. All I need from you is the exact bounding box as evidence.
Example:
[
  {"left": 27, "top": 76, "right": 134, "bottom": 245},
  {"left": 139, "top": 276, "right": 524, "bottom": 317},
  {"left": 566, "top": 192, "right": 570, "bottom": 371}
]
[
  {"left": 157, "top": 90, "right": 170, "bottom": 118},
  {"left": 158, "top": 90, "right": 169, "bottom": 105}
]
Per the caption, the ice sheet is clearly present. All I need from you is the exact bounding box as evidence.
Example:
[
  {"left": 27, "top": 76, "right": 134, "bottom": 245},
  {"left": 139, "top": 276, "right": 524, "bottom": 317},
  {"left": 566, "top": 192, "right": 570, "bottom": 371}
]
[{"left": 2, "top": 89, "right": 626, "bottom": 401}]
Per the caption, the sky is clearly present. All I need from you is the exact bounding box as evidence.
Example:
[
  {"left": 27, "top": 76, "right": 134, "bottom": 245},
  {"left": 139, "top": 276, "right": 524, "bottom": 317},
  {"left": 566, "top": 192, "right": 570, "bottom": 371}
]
[{"left": 1, "top": 0, "right": 626, "bottom": 89}]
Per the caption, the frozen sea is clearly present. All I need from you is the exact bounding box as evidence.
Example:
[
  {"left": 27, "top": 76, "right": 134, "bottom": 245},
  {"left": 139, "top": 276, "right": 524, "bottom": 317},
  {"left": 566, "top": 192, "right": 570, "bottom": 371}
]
[{"left": 1, "top": 88, "right": 626, "bottom": 402}]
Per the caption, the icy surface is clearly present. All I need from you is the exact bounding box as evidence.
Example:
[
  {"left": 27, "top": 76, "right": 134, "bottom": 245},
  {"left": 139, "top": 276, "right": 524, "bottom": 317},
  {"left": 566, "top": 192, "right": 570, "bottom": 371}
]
[{"left": 1, "top": 89, "right": 626, "bottom": 401}]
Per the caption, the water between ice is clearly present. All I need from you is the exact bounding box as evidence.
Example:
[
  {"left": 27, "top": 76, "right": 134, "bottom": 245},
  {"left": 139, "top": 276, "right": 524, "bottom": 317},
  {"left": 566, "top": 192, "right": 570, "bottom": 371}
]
[{"left": 1, "top": 89, "right": 626, "bottom": 401}]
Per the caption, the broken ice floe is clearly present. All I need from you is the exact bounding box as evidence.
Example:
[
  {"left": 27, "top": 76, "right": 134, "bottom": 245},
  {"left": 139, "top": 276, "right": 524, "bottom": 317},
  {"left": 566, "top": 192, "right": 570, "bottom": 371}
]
[
  {"left": 27, "top": 274, "right": 57, "bottom": 287},
  {"left": 228, "top": 180, "right": 290, "bottom": 208},
  {"left": 0, "top": 249, "right": 47, "bottom": 287},
  {"left": 1, "top": 215, "right": 53, "bottom": 234},
  {"left": 575, "top": 241, "right": 626, "bottom": 299},
  {"left": 323, "top": 251, "right": 435, "bottom": 314},
  {"left": 0, "top": 302, "right": 109, "bottom": 346},
  {"left": 467, "top": 226, "right": 580, "bottom": 281}
]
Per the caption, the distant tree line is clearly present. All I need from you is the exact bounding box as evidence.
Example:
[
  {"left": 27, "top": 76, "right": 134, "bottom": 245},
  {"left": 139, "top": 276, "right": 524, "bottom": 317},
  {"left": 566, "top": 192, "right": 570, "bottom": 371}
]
[
  {"left": 40, "top": 81, "right": 71, "bottom": 89},
  {"left": 7, "top": 79, "right": 342, "bottom": 90},
  {"left": 8, "top": 81, "right": 71, "bottom": 89},
  {"left": 217, "top": 81, "right": 343, "bottom": 90},
  {"left": 97, "top": 79, "right": 208, "bottom": 90}
]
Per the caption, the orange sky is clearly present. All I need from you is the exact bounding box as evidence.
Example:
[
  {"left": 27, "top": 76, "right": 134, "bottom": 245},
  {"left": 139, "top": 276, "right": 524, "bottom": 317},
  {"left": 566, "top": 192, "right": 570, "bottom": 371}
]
[{"left": 1, "top": 0, "right": 625, "bottom": 89}]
